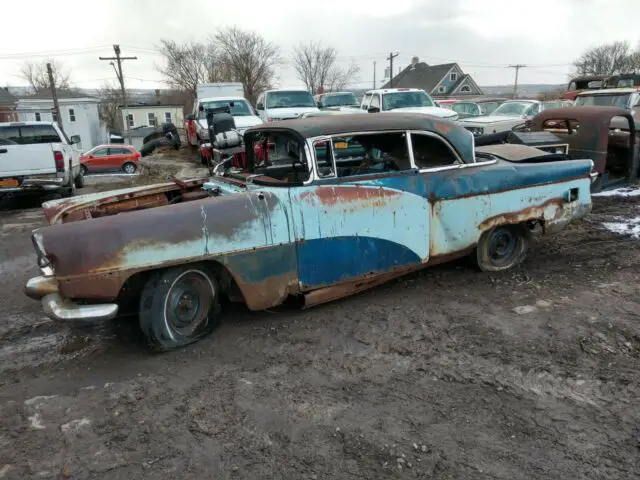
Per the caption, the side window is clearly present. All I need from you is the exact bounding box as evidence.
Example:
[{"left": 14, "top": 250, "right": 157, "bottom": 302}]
[
  {"left": 313, "top": 138, "right": 335, "bottom": 178},
  {"left": 528, "top": 103, "right": 540, "bottom": 116},
  {"left": 332, "top": 132, "right": 411, "bottom": 178},
  {"left": 370, "top": 94, "right": 381, "bottom": 109},
  {"left": 361, "top": 93, "right": 372, "bottom": 110},
  {"left": 69, "top": 109, "right": 76, "bottom": 122},
  {"left": 410, "top": 132, "right": 460, "bottom": 170},
  {"left": 93, "top": 148, "right": 109, "bottom": 156},
  {"left": 0, "top": 126, "right": 20, "bottom": 144}
]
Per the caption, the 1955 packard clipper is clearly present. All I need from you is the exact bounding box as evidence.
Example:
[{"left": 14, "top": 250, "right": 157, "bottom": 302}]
[{"left": 25, "top": 113, "right": 597, "bottom": 350}]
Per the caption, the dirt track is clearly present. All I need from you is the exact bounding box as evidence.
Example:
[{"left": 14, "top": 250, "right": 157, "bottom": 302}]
[{"left": 1, "top": 186, "right": 639, "bottom": 479}]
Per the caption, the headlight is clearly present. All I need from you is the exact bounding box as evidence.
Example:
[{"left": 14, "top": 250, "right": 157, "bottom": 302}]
[
  {"left": 198, "top": 127, "right": 209, "bottom": 140},
  {"left": 465, "top": 126, "right": 484, "bottom": 137}
]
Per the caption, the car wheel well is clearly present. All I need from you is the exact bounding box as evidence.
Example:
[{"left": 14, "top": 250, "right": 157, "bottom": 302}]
[{"left": 116, "top": 260, "right": 246, "bottom": 308}]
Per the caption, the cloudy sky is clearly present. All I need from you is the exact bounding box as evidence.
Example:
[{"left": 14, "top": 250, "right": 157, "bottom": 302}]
[{"left": 0, "top": 0, "right": 638, "bottom": 91}]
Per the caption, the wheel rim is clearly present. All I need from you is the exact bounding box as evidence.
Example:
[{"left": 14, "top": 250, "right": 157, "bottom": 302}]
[
  {"left": 125, "top": 164, "right": 136, "bottom": 174},
  {"left": 487, "top": 228, "right": 517, "bottom": 266},
  {"left": 164, "top": 270, "right": 214, "bottom": 337},
  {"left": 81, "top": 166, "right": 87, "bottom": 175}
]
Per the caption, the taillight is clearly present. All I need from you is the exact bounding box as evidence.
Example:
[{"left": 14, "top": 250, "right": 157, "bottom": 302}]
[
  {"left": 135, "top": 152, "right": 141, "bottom": 159},
  {"left": 54, "top": 151, "right": 64, "bottom": 171}
]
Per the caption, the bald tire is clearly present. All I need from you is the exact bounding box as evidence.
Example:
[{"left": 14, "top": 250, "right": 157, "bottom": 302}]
[{"left": 139, "top": 264, "right": 222, "bottom": 351}]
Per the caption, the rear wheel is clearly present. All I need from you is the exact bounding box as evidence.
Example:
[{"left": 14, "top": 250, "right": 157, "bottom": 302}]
[
  {"left": 474, "top": 224, "right": 530, "bottom": 272},
  {"left": 139, "top": 264, "right": 222, "bottom": 351},
  {"left": 123, "top": 162, "right": 137, "bottom": 174},
  {"left": 80, "top": 164, "right": 88, "bottom": 176},
  {"left": 74, "top": 168, "right": 85, "bottom": 188},
  {"left": 61, "top": 176, "right": 76, "bottom": 198}
]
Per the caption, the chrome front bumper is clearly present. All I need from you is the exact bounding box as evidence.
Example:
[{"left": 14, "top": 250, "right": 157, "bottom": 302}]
[{"left": 25, "top": 275, "right": 118, "bottom": 322}]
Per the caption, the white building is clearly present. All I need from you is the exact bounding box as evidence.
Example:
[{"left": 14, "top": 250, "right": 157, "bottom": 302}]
[
  {"left": 16, "top": 93, "right": 107, "bottom": 151},
  {"left": 119, "top": 103, "right": 184, "bottom": 129}
]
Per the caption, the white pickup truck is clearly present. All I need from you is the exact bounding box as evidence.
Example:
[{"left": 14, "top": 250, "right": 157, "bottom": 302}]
[{"left": 0, "top": 121, "right": 84, "bottom": 200}]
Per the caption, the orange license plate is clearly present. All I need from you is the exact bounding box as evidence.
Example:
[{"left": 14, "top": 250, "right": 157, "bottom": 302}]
[
  {"left": 0, "top": 178, "right": 18, "bottom": 187},
  {"left": 334, "top": 142, "right": 348, "bottom": 149}
]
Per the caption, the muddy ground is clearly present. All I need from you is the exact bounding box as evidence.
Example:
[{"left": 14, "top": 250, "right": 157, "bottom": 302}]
[{"left": 0, "top": 180, "right": 639, "bottom": 479}]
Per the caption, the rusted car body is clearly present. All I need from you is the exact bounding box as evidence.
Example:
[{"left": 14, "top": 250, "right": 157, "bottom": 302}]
[
  {"left": 562, "top": 75, "right": 608, "bottom": 101},
  {"left": 25, "top": 113, "right": 596, "bottom": 350},
  {"left": 532, "top": 106, "right": 639, "bottom": 190}
]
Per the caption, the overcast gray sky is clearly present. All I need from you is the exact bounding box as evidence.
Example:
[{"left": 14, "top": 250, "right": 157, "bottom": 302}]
[{"left": 1, "top": 0, "right": 638, "bottom": 90}]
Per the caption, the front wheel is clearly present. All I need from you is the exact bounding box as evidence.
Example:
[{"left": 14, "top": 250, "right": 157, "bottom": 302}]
[
  {"left": 139, "top": 264, "right": 222, "bottom": 351},
  {"left": 474, "top": 224, "right": 530, "bottom": 272},
  {"left": 74, "top": 168, "right": 85, "bottom": 188}
]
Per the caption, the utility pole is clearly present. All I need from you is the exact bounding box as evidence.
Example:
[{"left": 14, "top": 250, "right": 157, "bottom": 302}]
[
  {"left": 387, "top": 52, "right": 399, "bottom": 88},
  {"left": 508, "top": 64, "right": 527, "bottom": 99},
  {"left": 46, "top": 62, "right": 64, "bottom": 134},
  {"left": 100, "top": 45, "right": 137, "bottom": 144},
  {"left": 373, "top": 61, "right": 376, "bottom": 89}
]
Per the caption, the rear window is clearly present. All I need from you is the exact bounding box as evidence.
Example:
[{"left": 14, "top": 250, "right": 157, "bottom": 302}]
[{"left": 0, "top": 124, "right": 61, "bottom": 145}]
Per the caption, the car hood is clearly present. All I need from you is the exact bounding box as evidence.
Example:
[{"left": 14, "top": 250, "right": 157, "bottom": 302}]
[
  {"left": 388, "top": 106, "right": 458, "bottom": 119},
  {"left": 265, "top": 107, "right": 320, "bottom": 119},
  {"left": 460, "top": 115, "right": 524, "bottom": 125},
  {"left": 197, "top": 115, "right": 263, "bottom": 131}
]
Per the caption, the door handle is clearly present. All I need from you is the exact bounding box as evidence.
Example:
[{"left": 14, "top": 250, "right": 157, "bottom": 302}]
[{"left": 0, "top": 149, "right": 7, "bottom": 154}]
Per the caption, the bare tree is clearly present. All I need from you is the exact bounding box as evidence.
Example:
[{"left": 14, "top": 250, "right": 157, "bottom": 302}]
[
  {"left": 573, "top": 41, "right": 636, "bottom": 76},
  {"left": 20, "top": 59, "right": 71, "bottom": 94},
  {"left": 291, "top": 42, "right": 337, "bottom": 93},
  {"left": 214, "top": 27, "right": 279, "bottom": 104},
  {"left": 326, "top": 61, "right": 360, "bottom": 92},
  {"left": 97, "top": 82, "right": 124, "bottom": 131},
  {"left": 156, "top": 39, "right": 230, "bottom": 99},
  {"left": 292, "top": 42, "right": 360, "bottom": 93}
]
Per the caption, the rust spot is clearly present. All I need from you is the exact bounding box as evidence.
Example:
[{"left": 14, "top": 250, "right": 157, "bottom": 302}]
[
  {"left": 478, "top": 198, "right": 564, "bottom": 231},
  {"left": 299, "top": 185, "right": 401, "bottom": 207}
]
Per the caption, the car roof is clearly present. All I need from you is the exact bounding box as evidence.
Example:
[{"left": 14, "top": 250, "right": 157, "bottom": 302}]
[
  {"left": 199, "top": 96, "right": 247, "bottom": 102},
  {"left": 0, "top": 121, "right": 56, "bottom": 127},
  {"left": 246, "top": 112, "right": 474, "bottom": 160},
  {"left": 264, "top": 89, "right": 312, "bottom": 94},
  {"left": 90, "top": 144, "right": 135, "bottom": 149},
  {"left": 577, "top": 87, "right": 639, "bottom": 95},
  {"left": 364, "top": 88, "right": 425, "bottom": 94}
]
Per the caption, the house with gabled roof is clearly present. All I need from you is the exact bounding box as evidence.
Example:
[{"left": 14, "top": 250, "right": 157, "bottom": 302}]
[{"left": 382, "top": 57, "right": 483, "bottom": 99}]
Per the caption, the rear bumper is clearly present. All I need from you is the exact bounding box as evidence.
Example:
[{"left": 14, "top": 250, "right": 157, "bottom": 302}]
[
  {"left": 0, "top": 176, "right": 65, "bottom": 194},
  {"left": 25, "top": 275, "right": 119, "bottom": 322}
]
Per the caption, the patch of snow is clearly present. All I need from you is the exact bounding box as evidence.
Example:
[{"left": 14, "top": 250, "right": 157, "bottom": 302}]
[
  {"left": 593, "top": 186, "right": 640, "bottom": 197},
  {"left": 602, "top": 216, "right": 640, "bottom": 238},
  {"left": 513, "top": 305, "right": 537, "bottom": 314},
  {"left": 28, "top": 413, "right": 46, "bottom": 430},
  {"left": 61, "top": 418, "right": 91, "bottom": 433},
  {"left": 24, "top": 395, "right": 59, "bottom": 406}
]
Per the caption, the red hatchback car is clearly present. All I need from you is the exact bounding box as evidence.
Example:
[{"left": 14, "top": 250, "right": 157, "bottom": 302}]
[{"left": 80, "top": 144, "right": 141, "bottom": 174}]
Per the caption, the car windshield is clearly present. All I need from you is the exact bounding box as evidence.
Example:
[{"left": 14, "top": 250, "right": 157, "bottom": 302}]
[
  {"left": 451, "top": 103, "right": 478, "bottom": 114},
  {"left": 199, "top": 99, "right": 253, "bottom": 118},
  {"left": 266, "top": 91, "right": 316, "bottom": 109},
  {"left": 382, "top": 91, "right": 435, "bottom": 110},
  {"left": 575, "top": 93, "right": 631, "bottom": 109},
  {"left": 542, "top": 101, "right": 565, "bottom": 110},
  {"left": 323, "top": 93, "right": 358, "bottom": 107},
  {"left": 492, "top": 102, "right": 534, "bottom": 116}
]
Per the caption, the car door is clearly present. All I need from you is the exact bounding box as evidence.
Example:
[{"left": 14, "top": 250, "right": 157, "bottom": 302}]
[
  {"left": 408, "top": 130, "right": 493, "bottom": 257},
  {"left": 287, "top": 131, "right": 430, "bottom": 291},
  {"left": 107, "top": 147, "right": 127, "bottom": 170},
  {"left": 86, "top": 147, "right": 109, "bottom": 172}
]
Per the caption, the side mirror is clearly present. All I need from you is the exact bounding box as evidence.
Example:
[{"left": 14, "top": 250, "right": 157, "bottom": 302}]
[
  {"left": 317, "top": 102, "right": 323, "bottom": 108},
  {"left": 229, "top": 101, "right": 235, "bottom": 107},
  {"left": 186, "top": 113, "right": 195, "bottom": 121},
  {"left": 256, "top": 102, "right": 264, "bottom": 110},
  {"left": 198, "top": 105, "right": 204, "bottom": 112},
  {"left": 367, "top": 107, "right": 380, "bottom": 114},
  {"left": 70, "top": 135, "right": 81, "bottom": 144}
]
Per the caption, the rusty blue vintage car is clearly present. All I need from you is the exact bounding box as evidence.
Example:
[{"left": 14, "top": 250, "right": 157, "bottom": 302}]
[{"left": 25, "top": 113, "right": 596, "bottom": 350}]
